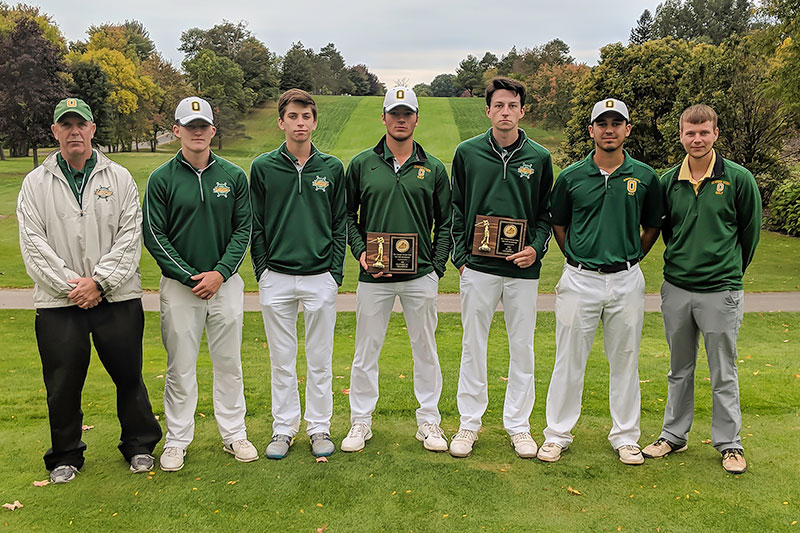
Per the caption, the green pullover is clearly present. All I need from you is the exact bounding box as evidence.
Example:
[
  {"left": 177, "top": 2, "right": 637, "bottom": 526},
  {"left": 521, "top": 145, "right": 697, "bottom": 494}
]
[
  {"left": 661, "top": 152, "right": 761, "bottom": 292},
  {"left": 550, "top": 150, "right": 663, "bottom": 269},
  {"left": 143, "top": 151, "right": 252, "bottom": 286},
  {"left": 250, "top": 142, "right": 347, "bottom": 285},
  {"left": 451, "top": 128, "right": 553, "bottom": 279},
  {"left": 346, "top": 137, "right": 452, "bottom": 283}
]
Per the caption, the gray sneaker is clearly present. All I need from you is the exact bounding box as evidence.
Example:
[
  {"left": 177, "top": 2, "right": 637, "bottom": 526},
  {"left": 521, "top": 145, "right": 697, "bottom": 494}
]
[
  {"left": 310, "top": 432, "right": 335, "bottom": 457},
  {"left": 129, "top": 454, "right": 155, "bottom": 474},
  {"left": 50, "top": 465, "right": 79, "bottom": 484},
  {"left": 266, "top": 434, "right": 293, "bottom": 459}
]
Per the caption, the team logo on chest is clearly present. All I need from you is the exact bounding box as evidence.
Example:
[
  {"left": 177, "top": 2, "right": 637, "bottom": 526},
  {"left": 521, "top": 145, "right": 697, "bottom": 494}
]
[
  {"left": 312, "top": 176, "right": 330, "bottom": 191},
  {"left": 94, "top": 185, "right": 113, "bottom": 201},
  {"left": 624, "top": 177, "right": 640, "bottom": 195},
  {"left": 517, "top": 163, "right": 535, "bottom": 179},
  {"left": 712, "top": 179, "right": 729, "bottom": 195},
  {"left": 213, "top": 182, "right": 230, "bottom": 198},
  {"left": 414, "top": 165, "right": 431, "bottom": 180}
]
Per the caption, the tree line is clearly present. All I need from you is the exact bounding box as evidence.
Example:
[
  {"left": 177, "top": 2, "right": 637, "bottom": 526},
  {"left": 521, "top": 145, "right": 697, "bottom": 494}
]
[{"left": 0, "top": 6, "right": 385, "bottom": 163}]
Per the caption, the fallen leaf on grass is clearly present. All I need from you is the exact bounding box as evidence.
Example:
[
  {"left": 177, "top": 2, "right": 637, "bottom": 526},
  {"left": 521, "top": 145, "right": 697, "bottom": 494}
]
[
  {"left": 702, "top": 439, "right": 712, "bottom": 444},
  {"left": 32, "top": 480, "right": 49, "bottom": 487},
  {"left": 794, "top": 374, "right": 800, "bottom": 379},
  {"left": 198, "top": 413, "right": 206, "bottom": 418},
  {"left": 567, "top": 486, "right": 581, "bottom": 496},
  {"left": 316, "top": 525, "right": 328, "bottom": 533},
  {"left": 500, "top": 376, "right": 508, "bottom": 381},
  {"left": 315, "top": 457, "right": 328, "bottom": 463},
  {"left": 156, "top": 374, "right": 164, "bottom": 379},
  {"left": 335, "top": 376, "right": 344, "bottom": 379},
  {"left": 341, "top": 388, "right": 350, "bottom": 395},
  {"left": 2, "top": 501, "right": 22, "bottom": 511},
  {"left": 398, "top": 374, "right": 406, "bottom": 379},
  {"left": 227, "top": 481, "right": 237, "bottom": 485},
  {"left": 81, "top": 425, "right": 94, "bottom": 431}
]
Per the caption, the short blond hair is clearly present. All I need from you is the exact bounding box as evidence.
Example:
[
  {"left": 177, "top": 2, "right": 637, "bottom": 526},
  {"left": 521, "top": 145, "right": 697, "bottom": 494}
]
[{"left": 680, "top": 104, "right": 718, "bottom": 131}]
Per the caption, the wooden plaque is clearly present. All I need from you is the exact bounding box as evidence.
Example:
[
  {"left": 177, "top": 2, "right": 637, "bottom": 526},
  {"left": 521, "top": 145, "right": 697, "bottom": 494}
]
[
  {"left": 366, "top": 232, "right": 418, "bottom": 274},
  {"left": 471, "top": 215, "right": 527, "bottom": 258}
]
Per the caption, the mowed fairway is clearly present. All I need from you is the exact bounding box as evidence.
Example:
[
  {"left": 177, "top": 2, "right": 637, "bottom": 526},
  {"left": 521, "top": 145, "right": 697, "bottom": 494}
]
[{"left": 0, "top": 310, "right": 798, "bottom": 531}]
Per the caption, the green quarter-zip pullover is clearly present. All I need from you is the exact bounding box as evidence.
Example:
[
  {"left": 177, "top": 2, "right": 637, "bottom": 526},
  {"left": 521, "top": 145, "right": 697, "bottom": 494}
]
[
  {"left": 346, "top": 137, "right": 452, "bottom": 283},
  {"left": 661, "top": 151, "right": 761, "bottom": 292},
  {"left": 143, "top": 150, "right": 252, "bottom": 286},
  {"left": 250, "top": 142, "right": 347, "bottom": 285},
  {"left": 550, "top": 150, "right": 663, "bottom": 268},
  {"left": 451, "top": 128, "right": 553, "bottom": 279}
]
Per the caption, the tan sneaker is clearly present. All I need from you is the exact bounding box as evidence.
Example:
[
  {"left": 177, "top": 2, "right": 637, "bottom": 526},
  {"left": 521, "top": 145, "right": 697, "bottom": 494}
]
[
  {"left": 618, "top": 445, "right": 644, "bottom": 465},
  {"left": 642, "top": 437, "right": 687, "bottom": 458},
  {"left": 537, "top": 442, "right": 564, "bottom": 463},
  {"left": 224, "top": 439, "right": 259, "bottom": 462},
  {"left": 510, "top": 432, "right": 538, "bottom": 458},
  {"left": 341, "top": 423, "right": 372, "bottom": 452},
  {"left": 449, "top": 429, "right": 478, "bottom": 457},
  {"left": 416, "top": 423, "right": 448, "bottom": 452},
  {"left": 721, "top": 448, "right": 747, "bottom": 474}
]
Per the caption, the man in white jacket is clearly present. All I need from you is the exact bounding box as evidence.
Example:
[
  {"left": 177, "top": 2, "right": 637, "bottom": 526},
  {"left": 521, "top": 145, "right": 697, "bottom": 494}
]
[{"left": 17, "top": 98, "right": 162, "bottom": 484}]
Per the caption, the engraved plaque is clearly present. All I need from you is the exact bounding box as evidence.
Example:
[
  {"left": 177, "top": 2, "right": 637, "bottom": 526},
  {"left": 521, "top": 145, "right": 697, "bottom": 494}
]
[{"left": 471, "top": 215, "right": 527, "bottom": 258}]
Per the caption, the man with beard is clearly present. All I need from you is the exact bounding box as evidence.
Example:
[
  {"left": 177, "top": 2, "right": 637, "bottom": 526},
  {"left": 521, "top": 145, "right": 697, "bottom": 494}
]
[
  {"left": 341, "top": 87, "right": 452, "bottom": 453},
  {"left": 539, "top": 98, "right": 663, "bottom": 465}
]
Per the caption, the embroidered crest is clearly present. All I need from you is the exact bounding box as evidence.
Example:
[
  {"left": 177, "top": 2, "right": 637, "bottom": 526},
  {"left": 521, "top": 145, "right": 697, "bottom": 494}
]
[
  {"left": 712, "top": 179, "right": 730, "bottom": 195},
  {"left": 213, "top": 182, "right": 230, "bottom": 198},
  {"left": 624, "top": 177, "right": 640, "bottom": 195},
  {"left": 94, "top": 186, "right": 113, "bottom": 201},
  {"left": 517, "top": 163, "right": 535, "bottom": 179},
  {"left": 312, "top": 176, "right": 330, "bottom": 191}
]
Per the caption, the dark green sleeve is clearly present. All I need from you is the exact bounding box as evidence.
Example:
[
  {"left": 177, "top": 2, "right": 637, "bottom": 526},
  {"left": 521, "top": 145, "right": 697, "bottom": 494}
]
[
  {"left": 660, "top": 172, "right": 673, "bottom": 246},
  {"left": 735, "top": 169, "right": 762, "bottom": 273},
  {"left": 531, "top": 152, "right": 554, "bottom": 260},
  {"left": 431, "top": 163, "right": 452, "bottom": 277},
  {"left": 142, "top": 173, "right": 200, "bottom": 286},
  {"left": 450, "top": 148, "right": 469, "bottom": 269},
  {"left": 641, "top": 170, "right": 665, "bottom": 229},
  {"left": 549, "top": 171, "right": 571, "bottom": 227},
  {"left": 329, "top": 159, "right": 347, "bottom": 285},
  {"left": 249, "top": 158, "right": 268, "bottom": 281},
  {"left": 214, "top": 169, "right": 252, "bottom": 280},
  {"left": 346, "top": 158, "right": 366, "bottom": 260}
]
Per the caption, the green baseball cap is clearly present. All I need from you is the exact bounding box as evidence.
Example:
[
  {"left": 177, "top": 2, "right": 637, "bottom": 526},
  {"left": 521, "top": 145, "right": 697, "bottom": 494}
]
[{"left": 53, "top": 98, "right": 93, "bottom": 123}]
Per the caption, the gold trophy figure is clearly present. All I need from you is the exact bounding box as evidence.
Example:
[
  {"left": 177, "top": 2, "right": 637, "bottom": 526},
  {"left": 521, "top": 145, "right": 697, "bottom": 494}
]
[
  {"left": 370, "top": 236, "right": 385, "bottom": 269},
  {"left": 476, "top": 219, "right": 491, "bottom": 252}
]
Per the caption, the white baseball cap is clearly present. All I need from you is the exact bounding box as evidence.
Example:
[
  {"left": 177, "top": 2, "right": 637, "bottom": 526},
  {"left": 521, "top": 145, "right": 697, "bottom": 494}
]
[
  {"left": 175, "top": 96, "right": 214, "bottom": 125},
  {"left": 590, "top": 98, "right": 630, "bottom": 123},
  {"left": 383, "top": 86, "right": 418, "bottom": 113}
]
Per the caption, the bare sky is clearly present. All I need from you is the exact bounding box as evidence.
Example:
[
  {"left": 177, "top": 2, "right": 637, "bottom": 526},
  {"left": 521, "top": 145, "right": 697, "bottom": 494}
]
[{"left": 34, "top": 0, "right": 661, "bottom": 87}]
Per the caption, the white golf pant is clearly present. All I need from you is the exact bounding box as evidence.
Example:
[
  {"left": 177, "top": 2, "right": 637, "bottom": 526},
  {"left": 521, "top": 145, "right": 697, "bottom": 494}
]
[
  {"left": 543, "top": 262, "right": 645, "bottom": 449},
  {"left": 349, "top": 272, "right": 442, "bottom": 426},
  {"left": 456, "top": 266, "right": 539, "bottom": 435},
  {"left": 259, "top": 269, "right": 337, "bottom": 437},
  {"left": 159, "top": 274, "right": 248, "bottom": 448}
]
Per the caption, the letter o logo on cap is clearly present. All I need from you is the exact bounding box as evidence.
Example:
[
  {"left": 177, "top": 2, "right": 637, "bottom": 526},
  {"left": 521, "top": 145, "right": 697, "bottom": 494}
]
[
  {"left": 67, "top": 99, "right": 77, "bottom": 107},
  {"left": 397, "top": 89, "right": 405, "bottom": 100},
  {"left": 191, "top": 101, "right": 201, "bottom": 111},
  {"left": 605, "top": 100, "right": 614, "bottom": 108}
]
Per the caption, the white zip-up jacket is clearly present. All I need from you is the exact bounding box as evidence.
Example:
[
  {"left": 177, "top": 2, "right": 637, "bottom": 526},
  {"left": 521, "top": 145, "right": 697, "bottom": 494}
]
[{"left": 17, "top": 149, "right": 143, "bottom": 308}]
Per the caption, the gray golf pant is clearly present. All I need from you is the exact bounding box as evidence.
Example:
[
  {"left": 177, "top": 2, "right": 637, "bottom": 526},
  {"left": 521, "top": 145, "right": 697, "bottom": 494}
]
[{"left": 659, "top": 280, "right": 744, "bottom": 452}]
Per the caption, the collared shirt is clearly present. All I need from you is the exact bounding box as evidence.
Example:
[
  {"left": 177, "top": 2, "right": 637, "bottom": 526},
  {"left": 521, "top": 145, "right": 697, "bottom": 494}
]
[
  {"left": 677, "top": 151, "right": 716, "bottom": 194},
  {"left": 56, "top": 151, "right": 97, "bottom": 207}
]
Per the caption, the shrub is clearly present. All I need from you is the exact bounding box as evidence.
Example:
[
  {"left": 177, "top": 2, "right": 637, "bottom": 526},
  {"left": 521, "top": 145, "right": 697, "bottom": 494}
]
[{"left": 768, "top": 179, "right": 800, "bottom": 236}]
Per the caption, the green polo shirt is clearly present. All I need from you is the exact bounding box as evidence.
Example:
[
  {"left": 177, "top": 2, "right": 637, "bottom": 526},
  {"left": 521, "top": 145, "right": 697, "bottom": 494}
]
[
  {"left": 549, "top": 150, "right": 663, "bottom": 269},
  {"left": 57, "top": 151, "right": 97, "bottom": 207}
]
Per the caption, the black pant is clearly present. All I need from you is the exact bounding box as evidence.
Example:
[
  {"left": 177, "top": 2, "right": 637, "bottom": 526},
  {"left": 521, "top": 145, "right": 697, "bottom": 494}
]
[{"left": 35, "top": 298, "right": 162, "bottom": 471}]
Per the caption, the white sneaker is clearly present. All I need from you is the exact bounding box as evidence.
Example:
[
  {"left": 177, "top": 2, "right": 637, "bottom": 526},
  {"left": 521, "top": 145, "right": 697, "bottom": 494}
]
[
  {"left": 160, "top": 447, "right": 186, "bottom": 472},
  {"left": 537, "top": 442, "right": 564, "bottom": 463},
  {"left": 416, "top": 423, "right": 448, "bottom": 452},
  {"left": 449, "top": 429, "right": 478, "bottom": 457},
  {"left": 618, "top": 445, "right": 645, "bottom": 465},
  {"left": 510, "top": 432, "right": 538, "bottom": 458},
  {"left": 341, "top": 423, "right": 372, "bottom": 452},
  {"left": 224, "top": 439, "right": 259, "bottom": 462}
]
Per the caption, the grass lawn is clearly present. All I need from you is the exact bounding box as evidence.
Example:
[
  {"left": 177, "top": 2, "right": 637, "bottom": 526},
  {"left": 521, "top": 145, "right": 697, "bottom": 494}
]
[{"left": 0, "top": 310, "right": 797, "bottom": 531}]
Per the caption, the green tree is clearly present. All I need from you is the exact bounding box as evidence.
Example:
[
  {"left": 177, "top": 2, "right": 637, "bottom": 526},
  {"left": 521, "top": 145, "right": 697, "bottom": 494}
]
[
  {"left": 496, "top": 46, "right": 520, "bottom": 76},
  {"left": 237, "top": 37, "right": 280, "bottom": 104},
  {"left": 413, "top": 83, "right": 432, "bottom": 97},
  {"left": 761, "top": 0, "right": 800, "bottom": 124},
  {"left": 0, "top": 16, "right": 66, "bottom": 166},
  {"left": 141, "top": 54, "right": 190, "bottom": 151},
  {"left": 280, "top": 42, "right": 314, "bottom": 92},
  {"left": 456, "top": 55, "right": 483, "bottom": 96},
  {"left": 652, "top": 0, "right": 755, "bottom": 44},
  {"left": 68, "top": 60, "right": 114, "bottom": 146},
  {"left": 183, "top": 49, "right": 253, "bottom": 149},
  {"left": 430, "top": 73, "right": 460, "bottom": 97},
  {"left": 346, "top": 65, "right": 371, "bottom": 96},
  {"left": 527, "top": 63, "right": 590, "bottom": 129},
  {"left": 179, "top": 20, "right": 250, "bottom": 59},
  {"left": 479, "top": 52, "right": 498, "bottom": 72},
  {"left": 630, "top": 9, "right": 656, "bottom": 44},
  {"left": 0, "top": 2, "right": 65, "bottom": 51},
  {"left": 559, "top": 38, "right": 694, "bottom": 168}
]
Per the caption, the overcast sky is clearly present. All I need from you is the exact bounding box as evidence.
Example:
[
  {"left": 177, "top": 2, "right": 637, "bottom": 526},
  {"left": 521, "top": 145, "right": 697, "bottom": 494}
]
[{"left": 34, "top": 0, "right": 662, "bottom": 87}]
